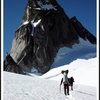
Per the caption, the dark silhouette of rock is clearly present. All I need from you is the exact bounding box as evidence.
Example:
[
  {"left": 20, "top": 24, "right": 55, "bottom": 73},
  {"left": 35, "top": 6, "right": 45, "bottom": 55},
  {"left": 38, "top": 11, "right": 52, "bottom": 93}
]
[
  {"left": 4, "top": 53, "right": 24, "bottom": 74},
  {"left": 4, "top": 0, "right": 96, "bottom": 74},
  {"left": 70, "top": 16, "right": 96, "bottom": 44}
]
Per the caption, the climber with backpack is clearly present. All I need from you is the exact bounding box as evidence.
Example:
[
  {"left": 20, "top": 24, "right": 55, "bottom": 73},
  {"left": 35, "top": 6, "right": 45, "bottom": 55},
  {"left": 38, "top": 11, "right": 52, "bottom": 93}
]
[{"left": 60, "top": 70, "right": 70, "bottom": 95}]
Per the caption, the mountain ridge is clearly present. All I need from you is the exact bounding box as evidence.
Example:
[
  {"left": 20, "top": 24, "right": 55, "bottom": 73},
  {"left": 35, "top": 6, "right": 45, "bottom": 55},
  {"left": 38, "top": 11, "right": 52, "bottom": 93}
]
[{"left": 4, "top": 0, "right": 96, "bottom": 74}]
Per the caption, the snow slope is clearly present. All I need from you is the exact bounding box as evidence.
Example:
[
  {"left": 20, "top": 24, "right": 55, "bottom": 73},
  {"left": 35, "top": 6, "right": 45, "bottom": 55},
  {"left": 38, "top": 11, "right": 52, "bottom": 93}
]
[
  {"left": 29, "top": 38, "right": 96, "bottom": 75},
  {"left": 41, "top": 57, "right": 98, "bottom": 87},
  {"left": 3, "top": 57, "right": 98, "bottom": 100},
  {"left": 3, "top": 38, "right": 98, "bottom": 100},
  {"left": 3, "top": 71, "right": 97, "bottom": 100},
  {"left": 51, "top": 38, "right": 96, "bottom": 68}
]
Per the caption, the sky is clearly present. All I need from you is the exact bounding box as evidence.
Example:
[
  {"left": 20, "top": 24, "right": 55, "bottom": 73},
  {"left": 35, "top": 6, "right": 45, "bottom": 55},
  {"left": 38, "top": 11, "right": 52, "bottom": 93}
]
[{"left": 4, "top": 0, "right": 96, "bottom": 57}]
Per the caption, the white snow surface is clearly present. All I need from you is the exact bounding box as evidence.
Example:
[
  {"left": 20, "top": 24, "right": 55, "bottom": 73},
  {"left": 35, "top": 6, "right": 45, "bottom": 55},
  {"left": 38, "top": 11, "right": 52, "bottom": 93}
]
[
  {"left": 4, "top": 70, "right": 97, "bottom": 100},
  {"left": 16, "top": 19, "right": 41, "bottom": 36},
  {"left": 51, "top": 38, "right": 96, "bottom": 67},
  {"left": 23, "top": 21, "right": 29, "bottom": 25},
  {"left": 3, "top": 57, "right": 98, "bottom": 100},
  {"left": 31, "top": 19, "right": 41, "bottom": 27},
  {"left": 3, "top": 36, "right": 98, "bottom": 100},
  {"left": 17, "top": 21, "right": 29, "bottom": 30},
  {"left": 41, "top": 57, "right": 98, "bottom": 87}
]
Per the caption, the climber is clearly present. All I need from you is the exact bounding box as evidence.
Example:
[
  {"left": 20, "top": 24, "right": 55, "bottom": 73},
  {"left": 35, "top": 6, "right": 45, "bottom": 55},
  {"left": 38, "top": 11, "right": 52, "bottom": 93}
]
[{"left": 60, "top": 70, "right": 70, "bottom": 95}]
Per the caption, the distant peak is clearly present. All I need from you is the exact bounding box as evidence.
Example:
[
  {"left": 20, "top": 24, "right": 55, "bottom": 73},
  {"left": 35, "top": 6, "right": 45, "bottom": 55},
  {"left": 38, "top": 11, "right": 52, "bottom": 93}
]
[
  {"left": 23, "top": 0, "right": 58, "bottom": 22},
  {"left": 27, "top": 0, "right": 58, "bottom": 7}
]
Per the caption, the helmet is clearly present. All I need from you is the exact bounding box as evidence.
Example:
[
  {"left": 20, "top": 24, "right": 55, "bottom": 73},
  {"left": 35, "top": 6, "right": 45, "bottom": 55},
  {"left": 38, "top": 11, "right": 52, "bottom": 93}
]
[
  {"left": 65, "top": 70, "right": 69, "bottom": 74},
  {"left": 61, "top": 70, "right": 65, "bottom": 74}
]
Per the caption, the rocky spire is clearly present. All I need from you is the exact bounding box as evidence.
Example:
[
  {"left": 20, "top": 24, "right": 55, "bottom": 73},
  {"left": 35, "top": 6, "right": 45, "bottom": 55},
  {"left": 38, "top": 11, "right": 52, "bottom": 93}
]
[
  {"left": 22, "top": 0, "right": 69, "bottom": 22},
  {"left": 4, "top": 0, "right": 96, "bottom": 74}
]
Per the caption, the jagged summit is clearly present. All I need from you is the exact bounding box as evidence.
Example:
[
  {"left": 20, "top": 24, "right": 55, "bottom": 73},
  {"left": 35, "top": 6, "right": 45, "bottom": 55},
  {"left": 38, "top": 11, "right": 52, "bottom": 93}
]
[
  {"left": 4, "top": 0, "right": 96, "bottom": 74},
  {"left": 22, "top": 0, "right": 69, "bottom": 22},
  {"left": 22, "top": 0, "right": 59, "bottom": 22}
]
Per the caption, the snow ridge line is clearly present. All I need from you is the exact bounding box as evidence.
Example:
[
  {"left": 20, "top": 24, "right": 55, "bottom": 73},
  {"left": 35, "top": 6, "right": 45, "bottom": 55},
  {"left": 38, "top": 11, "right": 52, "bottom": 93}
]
[{"left": 43, "top": 73, "right": 61, "bottom": 79}]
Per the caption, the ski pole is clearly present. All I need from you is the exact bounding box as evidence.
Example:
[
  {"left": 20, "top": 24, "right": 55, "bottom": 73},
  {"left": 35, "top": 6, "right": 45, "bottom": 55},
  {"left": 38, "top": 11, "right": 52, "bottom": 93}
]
[{"left": 59, "top": 85, "right": 61, "bottom": 93}]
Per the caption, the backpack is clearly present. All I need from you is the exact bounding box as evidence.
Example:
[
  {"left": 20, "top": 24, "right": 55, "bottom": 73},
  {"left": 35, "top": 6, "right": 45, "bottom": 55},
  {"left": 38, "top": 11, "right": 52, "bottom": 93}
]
[{"left": 63, "top": 73, "right": 69, "bottom": 84}]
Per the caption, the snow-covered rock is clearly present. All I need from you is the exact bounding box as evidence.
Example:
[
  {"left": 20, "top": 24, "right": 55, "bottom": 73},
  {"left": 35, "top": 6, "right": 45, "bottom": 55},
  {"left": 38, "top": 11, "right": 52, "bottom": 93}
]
[
  {"left": 41, "top": 57, "right": 98, "bottom": 87},
  {"left": 4, "top": 0, "right": 96, "bottom": 74}
]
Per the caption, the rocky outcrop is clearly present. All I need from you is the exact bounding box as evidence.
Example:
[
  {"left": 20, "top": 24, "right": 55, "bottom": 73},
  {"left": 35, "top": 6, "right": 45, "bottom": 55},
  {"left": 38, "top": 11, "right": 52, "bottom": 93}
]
[
  {"left": 4, "top": 54, "right": 24, "bottom": 74},
  {"left": 70, "top": 16, "right": 96, "bottom": 44},
  {"left": 4, "top": 0, "right": 96, "bottom": 74}
]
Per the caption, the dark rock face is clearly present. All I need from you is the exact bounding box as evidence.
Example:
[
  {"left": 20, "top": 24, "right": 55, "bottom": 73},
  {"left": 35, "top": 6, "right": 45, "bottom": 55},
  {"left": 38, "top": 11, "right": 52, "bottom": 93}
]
[
  {"left": 4, "top": 54, "right": 24, "bottom": 74},
  {"left": 70, "top": 16, "right": 96, "bottom": 44},
  {"left": 4, "top": 0, "right": 96, "bottom": 74}
]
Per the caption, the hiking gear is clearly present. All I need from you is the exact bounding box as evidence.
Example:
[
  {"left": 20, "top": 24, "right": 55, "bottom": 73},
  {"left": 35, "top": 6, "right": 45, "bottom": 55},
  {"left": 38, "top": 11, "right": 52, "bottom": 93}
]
[
  {"left": 59, "top": 85, "right": 61, "bottom": 93},
  {"left": 65, "top": 70, "right": 69, "bottom": 74},
  {"left": 60, "top": 78, "right": 63, "bottom": 85},
  {"left": 61, "top": 70, "right": 65, "bottom": 74},
  {"left": 62, "top": 72, "right": 69, "bottom": 84},
  {"left": 60, "top": 69, "right": 70, "bottom": 95},
  {"left": 64, "top": 84, "right": 69, "bottom": 95}
]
